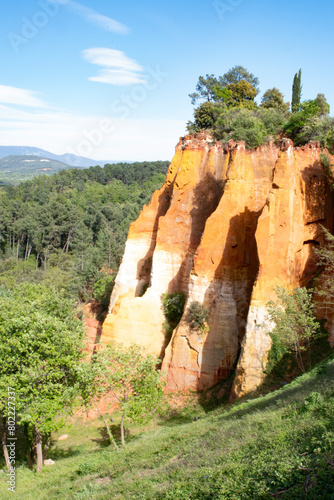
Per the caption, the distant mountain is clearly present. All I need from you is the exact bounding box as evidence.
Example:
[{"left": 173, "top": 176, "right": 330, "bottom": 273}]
[
  {"left": 0, "top": 146, "right": 110, "bottom": 168},
  {"left": 0, "top": 155, "right": 80, "bottom": 184}
]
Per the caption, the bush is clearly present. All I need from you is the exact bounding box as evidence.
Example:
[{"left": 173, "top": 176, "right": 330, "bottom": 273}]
[
  {"left": 161, "top": 292, "right": 186, "bottom": 327},
  {"left": 186, "top": 301, "right": 210, "bottom": 334},
  {"left": 320, "top": 153, "right": 332, "bottom": 176},
  {"left": 256, "top": 108, "right": 287, "bottom": 137},
  {"left": 214, "top": 108, "right": 267, "bottom": 148},
  {"left": 325, "top": 128, "right": 334, "bottom": 154},
  {"left": 284, "top": 97, "right": 333, "bottom": 146},
  {"left": 93, "top": 274, "right": 115, "bottom": 311},
  {"left": 267, "top": 286, "right": 321, "bottom": 373}
]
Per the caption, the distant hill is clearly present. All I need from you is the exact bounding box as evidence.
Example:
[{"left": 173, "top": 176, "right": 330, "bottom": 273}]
[
  {"left": 0, "top": 146, "right": 110, "bottom": 168},
  {"left": 0, "top": 155, "right": 81, "bottom": 184}
]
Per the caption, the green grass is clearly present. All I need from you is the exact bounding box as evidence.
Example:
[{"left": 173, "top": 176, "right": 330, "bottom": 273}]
[{"left": 1, "top": 355, "right": 334, "bottom": 499}]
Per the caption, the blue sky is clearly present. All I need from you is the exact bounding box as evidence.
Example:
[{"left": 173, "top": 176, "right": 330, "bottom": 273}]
[{"left": 1, "top": 0, "right": 334, "bottom": 162}]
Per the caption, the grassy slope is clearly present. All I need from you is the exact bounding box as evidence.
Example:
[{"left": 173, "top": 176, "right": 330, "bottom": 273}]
[{"left": 1, "top": 354, "right": 333, "bottom": 499}]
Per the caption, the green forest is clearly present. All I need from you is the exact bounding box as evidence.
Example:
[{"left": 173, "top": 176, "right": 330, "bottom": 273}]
[{"left": 0, "top": 160, "right": 169, "bottom": 308}]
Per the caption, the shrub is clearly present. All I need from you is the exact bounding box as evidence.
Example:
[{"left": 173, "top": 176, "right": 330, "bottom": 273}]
[
  {"left": 320, "top": 153, "right": 333, "bottom": 176},
  {"left": 256, "top": 108, "right": 287, "bottom": 137},
  {"left": 93, "top": 274, "right": 115, "bottom": 311},
  {"left": 325, "top": 128, "right": 334, "bottom": 154},
  {"left": 186, "top": 301, "right": 210, "bottom": 335},
  {"left": 214, "top": 108, "right": 267, "bottom": 148},
  {"left": 161, "top": 292, "right": 186, "bottom": 327},
  {"left": 267, "top": 286, "right": 321, "bottom": 373}
]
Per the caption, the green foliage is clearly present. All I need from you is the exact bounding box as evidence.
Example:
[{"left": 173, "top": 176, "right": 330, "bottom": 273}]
[
  {"left": 188, "top": 68, "right": 331, "bottom": 149},
  {"left": 261, "top": 87, "right": 289, "bottom": 113},
  {"left": 291, "top": 68, "right": 302, "bottom": 113},
  {"left": 92, "top": 344, "right": 166, "bottom": 447},
  {"left": 255, "top": 108, "right": 287, "bottom": 137},
  {"left": 188, "top": 74, "right": 220, "bottom": 104},
  {"left": 315, "top": 226, "right": 334, "bottom": 312},
  {"left": 325, "top": 128, "right": 334, "bottom": 154},
  {"left": 189, "top": 66, "right": 259, "bottom": 107},
  {"left": 161, "top": 292, "right": 186, "bottom": 327},
  {"left": 320, "top": 153, "right": 333, "bottom": 176},
  {"left": 315, "top": 93, "right": 330, "bottom": 116},
  {"left": 225, "top": 80, "right": 258, "bottom": 108},
  {"left": 219, "top": 65, "right": 260, "bottom": 93},
  {"left": 267, "top": 286, "right": 321, "bottom": 372},
  {"left": 214, "top": 108, "right": 268, "bottom": 148},
  {"left": 0, "top": 282, "right": 85, "bottom": 469},
  {"left": 186, "top": 301, "right": 210, "bottom": 334},
  {"left": 283, "top": 95, "right": 332, "bottom": 145},
  {"left": 211, "top": 85, "right": 232, "bottom": 104},
  {"left": 92, "top": 274, "right": 115, "bottom": 311}
]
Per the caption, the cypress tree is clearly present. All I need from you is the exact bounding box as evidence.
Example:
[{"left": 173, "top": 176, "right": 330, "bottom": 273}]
[{"left": 291, "top": 69, "right": 302, "bottom": 113}]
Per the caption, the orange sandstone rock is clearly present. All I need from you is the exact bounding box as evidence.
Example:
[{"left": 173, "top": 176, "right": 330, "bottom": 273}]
[{"left": 102, "top": 134, "right": 334, "bottom": 398}]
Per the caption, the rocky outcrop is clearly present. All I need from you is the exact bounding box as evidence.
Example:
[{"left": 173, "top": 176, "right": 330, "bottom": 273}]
[{"left": 102, "top": 134, "right": 333, "bottom": 397}]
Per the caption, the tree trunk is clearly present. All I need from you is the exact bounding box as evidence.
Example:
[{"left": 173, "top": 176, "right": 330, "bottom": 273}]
[
  {"left": 35, "top": 428, "right": 43, "bottom": 473},
  {"left": 97, "top": 408, "right": 119, "bottom": 451},
  {"left": 2, "top": 418, "right": 11, "bottom": 473},
  {"left": 24, "top": 236, "right": 30, "bottom": 261},
  {"left": 121, "top": 413, "right": 125, "bottom": 447},
  {"left": 16, "top": 240, "right": 20, "bottom": 262}
]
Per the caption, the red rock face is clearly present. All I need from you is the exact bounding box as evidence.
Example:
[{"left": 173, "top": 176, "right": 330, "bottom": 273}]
[{"left": 102, "top": 134, "right": 334, "bottom": 397}]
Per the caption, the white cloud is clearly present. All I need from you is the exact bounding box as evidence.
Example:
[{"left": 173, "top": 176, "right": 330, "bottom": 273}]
[
  {"left": 0, "top": 104, "right": 186, "bottom": 161},
  {"left": 88, "top": 69, "right": 146, "bottom": 86},
  {"left": 0, "top": 85, "right": 46, "bottom": 108},
  {"left": 66, "top": 1, "right": 129, "bottom": 34},
  {"left": 82, "top": 48, "right": 146, "bottom": 86}
]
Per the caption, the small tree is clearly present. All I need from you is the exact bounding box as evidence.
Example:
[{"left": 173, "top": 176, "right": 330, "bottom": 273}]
[
  {"left": 93, "top": 343, "right": 166, "bottom": 447},
  {"left": 219, "top": 65, "right": 260, "bottom": 94},
  {"left": 325, "top": 129, "right": 334, "bottom": 154},
  {"left": 261, "top": 87, "right": 289, "bottom": 113},
  {"left": 186, "top": 301, "right": 210, "bottom": 335},
  {"left": 267, "top": 286, "right": 321, "bottom": 372},
  {"left": 0, "top": 283, "right": 85, "bottom": 472},
  {"left": 291, "top": 69, "right": 302, "bottom": 113},
  {"left": 127, "top": 359, "right": 169, "bottom": 436},
  {"left": 315, "top": 226, "right": 334, "bottom": 314},
  {"left": 161, "top": 292, "right": 186, "bottom": 328},
  {"left": 189, "top": 74, "right": 220, "bottom": 105}
]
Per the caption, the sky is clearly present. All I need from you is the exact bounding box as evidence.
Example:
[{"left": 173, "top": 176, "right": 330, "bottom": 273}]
[{"left": 1, "top": 0, "right": 334, "bottom": 162}]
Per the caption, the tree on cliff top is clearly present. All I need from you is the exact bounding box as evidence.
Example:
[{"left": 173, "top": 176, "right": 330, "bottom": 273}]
[
  {"left": 261, "top": 87, "right": 289, "bottom": 113},
  {"left": 189, "top": 66, "right": 259, "bottom": 106},
  {"left": 291, "top": 69, "right": 302, "bottom": 113},
  {"left": 189, "top": 74, "right": 220, "bottom": 105},
  {"left": 219, "top": 65, "right": 260, "bottom": 94}
]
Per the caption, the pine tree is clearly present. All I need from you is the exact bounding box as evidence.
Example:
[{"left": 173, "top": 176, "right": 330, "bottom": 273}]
[{"left": 291, "top": 69, "right": 302, "bottom": 113}]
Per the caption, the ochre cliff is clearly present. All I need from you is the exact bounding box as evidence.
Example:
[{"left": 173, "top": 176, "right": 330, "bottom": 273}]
[{"left": 102, "top": 133, "right": 333, "bottom": 398}]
